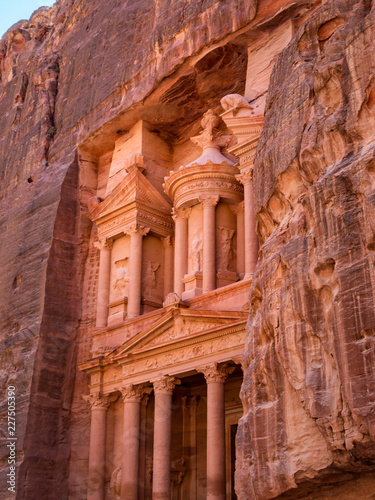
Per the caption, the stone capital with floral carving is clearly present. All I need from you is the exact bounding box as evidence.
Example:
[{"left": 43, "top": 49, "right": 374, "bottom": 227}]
[
  {"left": 94, "top": 238, "right": 114, "bottom": 252},
  {"left": 120, "top": 383, "right": 152, "bottom": 402},
  {"left": 198, "top": 195, "right": 220, "bottom": 207},
  {"left": 199, "top": 362, "right": 235, "bottom": 383},
  {"left": 162, "top": 235, "right": 174, "bottom": 248},
  {"left": 230, "top": 201, "right": 244, "bottom": 216},
  {"left": 83, "top": 392, "right": 118, "bottom": 410},
  {"left": 171, "top": 207, "right": 191, "bottom": 222},
  {"left": 235, "top": 168, "right": 253, "bottom": 185},
  {"left": 124, "top": 224, "right": 150, "bottom": 237},
  {"left": 152, "top": 376, "right": 181, "bottom": 395}
]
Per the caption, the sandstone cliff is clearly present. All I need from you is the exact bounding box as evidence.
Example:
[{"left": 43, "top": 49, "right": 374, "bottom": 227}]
[
  {"left": 237, "top": 0, "right": 375, "bottom": 498},
  {"left": 0, "top": 0, "right": 374, "bottom": 499}
]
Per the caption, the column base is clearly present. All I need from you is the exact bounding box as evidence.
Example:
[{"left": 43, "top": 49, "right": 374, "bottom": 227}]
[
  {"left": 216, "top": 270, "right": 238, "bottom": 288},
  {"left": 182, "top": 272, "right": 203, "bottom": 300},
  {"left": 108, "top": 298, "right": 128, "bottom": 326}
]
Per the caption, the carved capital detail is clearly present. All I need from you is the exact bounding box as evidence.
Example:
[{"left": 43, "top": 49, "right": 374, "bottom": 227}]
[
  {"left": 94, "top": 238, "right": 113, "bottom": 251},
  {"left": 236, "top": 168, "right": 253, "bottom": 185},
  {"left": 120, "top": 383, "right": 151, "bottom": 402},
  {"left": 199, "top": 362, "right": 235, "bottom": 383},
  {"left": 172, "top": 207, "right": 191, "bottom": 221},
  {"left": 162, "top": 235, "right": 174, "bottom": 248},
  {"left": 153, "top": 376, "right": 181, "bottom": 395},
  {"left": 230, "top": 201, "right": 244, "bottom": 216},
  {"left": 83, "top": 392, "right": 118, "bottom": 410},
  {"left": 124, "top": 224, "right": 150, "bottom": 237},
  {"left": 198, "top": 195, "right": 220, "bottom": 207}
]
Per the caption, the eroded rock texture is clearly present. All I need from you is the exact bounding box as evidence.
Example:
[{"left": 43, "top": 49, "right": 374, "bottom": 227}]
[
  {"left": 237, "top": 1, "right": 375, "bottom": 498},
  {"left": 1, "top": 0, "right": 374, "bottom": 498}
]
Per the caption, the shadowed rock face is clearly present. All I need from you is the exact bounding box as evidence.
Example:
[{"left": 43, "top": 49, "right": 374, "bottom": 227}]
[{"left": 237, "top": 0, "right": 375, "bottom": 498}]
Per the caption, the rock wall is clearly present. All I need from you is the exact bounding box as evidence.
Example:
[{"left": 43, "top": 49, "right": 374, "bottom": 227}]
[
  {"left": 1, "top": 0, "right": 374, "bottom": 498},
  {"left": 237, "top": 0, "right": 375, "bottom": 498}
]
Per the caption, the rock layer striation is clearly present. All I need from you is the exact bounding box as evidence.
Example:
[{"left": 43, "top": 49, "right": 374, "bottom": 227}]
[{"left": 237, "top": 1, "right": 375, "bottom": 498}]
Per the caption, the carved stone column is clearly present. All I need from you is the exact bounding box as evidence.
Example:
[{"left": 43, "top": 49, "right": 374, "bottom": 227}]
[
  {"left": 199, "top": 363, "right": 233, "bottom": 500},
  {"left": 162, "top": 236, "right": 174, "bottom": 298},
  {"left": 84, "top": 393, "right": 116, "bottom": 500},
  {"left": 200, "top": 196, "right": 219, "bottom": 293},
  {"left": 172, "top": 208, "right": 190, "bottom": 297},
  {"left": 139, "top": 393, "right": 150, "bottom": 500},
  {"left": 236, "top": 169, "right": 258, "bottom": 278},
  {"left": 120, "top": 385, "right": 150, "bottom": 500},
  {"left": 152, "top": 376, "right": 180, "bottom": 500},
  {"left": 94, "top": 238, "right": 113, "bottom": 327},
  {"left": 126, "top": 224, "right": 150, "bottom": 318},
  {"left": 231, "top": 202, "right": 245, "bottom": 278}
]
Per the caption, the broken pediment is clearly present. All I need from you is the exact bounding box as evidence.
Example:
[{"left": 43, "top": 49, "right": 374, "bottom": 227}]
[{"left": 88, "top": 167, "right": 173, "bottom": 239}]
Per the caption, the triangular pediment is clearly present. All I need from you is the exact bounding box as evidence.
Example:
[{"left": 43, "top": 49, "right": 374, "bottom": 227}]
[
  {"left": 108, "top": 308, "right": 247, "bottom": 360},
  {"left": 89, "top": 168, "right": 172, "bottom": 222}
]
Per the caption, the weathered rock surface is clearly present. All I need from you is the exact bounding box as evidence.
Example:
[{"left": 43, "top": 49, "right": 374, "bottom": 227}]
[
  {"left": 237, "top": 0, "right": 375, "bottom": 498},
  {"left": 1, "top": 0, "right": 374, "bottom": 498}
]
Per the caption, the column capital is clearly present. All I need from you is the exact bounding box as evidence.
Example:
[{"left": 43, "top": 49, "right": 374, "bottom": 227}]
[
  {"left": 152, "top": 376, "right": 181, "bottom": 395},
  {"left": 199, "top": 362, "right": 235, "bottom": 383},
  {"left": 162, "top": 235, "right": 174, "bottom": 248},
  {"left": 94, "top": 238, "right": 113, "bottom": 251},
  {"left": 124, "top": 224, "right": 150, "bottom": 237},
  {"left": 235, "top": 168, "right": 253, "bottom": 185},
  {"left": 120, "top": 383, "right": 152, "bottom": 402},
  {"left": 230, "top": 201, "right": 244, "bottom": 215},
  {"left": 83, "top": 392, "right": 118, "bottom": 409},
  {"left": 172, "top": 207, "right": 191, "bottom": 221},
  {"left": 198, "top": 195, "right": 219, "bottom": 207}
]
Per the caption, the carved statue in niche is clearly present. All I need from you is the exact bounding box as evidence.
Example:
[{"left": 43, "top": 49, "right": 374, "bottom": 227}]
[
  {"left": 112, "top": 257, "right": 129, "bottom": 295},
  {"left": 218, "top": 226, "right": 235, "bottom": 271},
  {"left": 190, "top": 228, "right": 203, "bottom": 273},
  {"left": 143, "top": 260, "right": 160, "bottom": 295}
]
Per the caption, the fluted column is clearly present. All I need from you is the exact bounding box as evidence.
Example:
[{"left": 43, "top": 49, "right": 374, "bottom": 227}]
[
  {"left": 237, "top": 169, "right": 258, "bottom": 278},
  {"left": 120, "top": 384, "right": 150, "bottom": 500},
  {"left": 199, "top": 196, "right": 219, "bottom": 293},
  {"left": 84, "top": 393, "right": 116, "bottom": 500},
  {"left": 152, "top": 376, "right": 180, "bottom": 500},
  {"left": 231, "top": 202, "right": 245, "bottom": 277},
  {"left": 162, "top": 236, "right": 174, "bottom": 298},
  {"left": 199, "top": 363, "right": 233, "bottom": 500},
  {"left": 172, "top": 208, "right": 190, "bottom": 297},
  {"left": 94, "top": 238, "right": 113, "bottom": 327},
  {"left": 126, "top": 224, "right": 150, "bottom": 318}
]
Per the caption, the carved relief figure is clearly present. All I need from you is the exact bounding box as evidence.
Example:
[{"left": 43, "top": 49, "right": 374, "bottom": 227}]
[
  {"left": 112, "top": 257, "right": 129, "bottom": 295},
  {"left": 143, "top": 260, "right": 160, "bottom": 295},
  {"left": 218, "top": 226, "right": 235, "bottom": 271},
  {"left": 190, "top": 229, "right": 203, "bottom": 273}
]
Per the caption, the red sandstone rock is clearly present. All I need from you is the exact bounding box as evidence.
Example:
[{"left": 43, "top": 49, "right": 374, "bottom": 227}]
[
  {"left": 237, "top": 0, "right": 375, "bottom": 498},
  {"left": 0, "top": 0, "right": 374, "bottom": 499}
]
